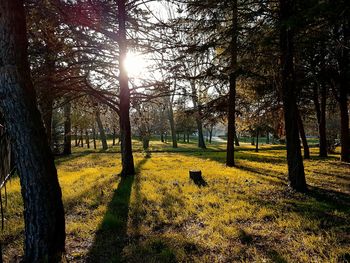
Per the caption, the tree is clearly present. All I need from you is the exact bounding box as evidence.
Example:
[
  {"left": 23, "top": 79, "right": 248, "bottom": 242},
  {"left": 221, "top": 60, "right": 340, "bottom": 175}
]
[
  {"left": 279, "top": 0, "right": 307, "bottom": 192},
  {"left": 226, "top": 0, "right": 238, "bottom": 167},
  {"left": 0, "top": 0, "right": 65, "bottom": 261},
  {"left": 118, "top": 0, "right": 135, "bottom": 175}
]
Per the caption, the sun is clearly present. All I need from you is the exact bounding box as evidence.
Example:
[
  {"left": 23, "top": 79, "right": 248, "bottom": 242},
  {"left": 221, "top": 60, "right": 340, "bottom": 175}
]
[{"left": 124, "top": 52, "right": 148, "bottom": 78}]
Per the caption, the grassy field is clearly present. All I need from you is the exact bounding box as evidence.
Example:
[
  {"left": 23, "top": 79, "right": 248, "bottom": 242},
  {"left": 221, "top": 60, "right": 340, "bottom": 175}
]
[{"left": 1, "top": 141, "right": 349, "bottom": 262}]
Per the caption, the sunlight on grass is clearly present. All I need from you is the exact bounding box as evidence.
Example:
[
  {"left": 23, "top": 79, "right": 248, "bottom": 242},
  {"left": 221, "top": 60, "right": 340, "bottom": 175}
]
[{"left": 0, "top": 144, "right": 349, "bottom": 262}]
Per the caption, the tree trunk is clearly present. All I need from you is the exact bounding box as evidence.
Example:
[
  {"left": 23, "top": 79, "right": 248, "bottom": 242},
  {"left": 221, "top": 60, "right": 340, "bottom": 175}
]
[
  {"left": 279, "top": 0, "right": 307, "bottom": 192},
  {"left": 187, "top": 133, "right": 190, "bottom": 143},
  {"left": 85, "top": 130, "right": 90, "bottom": 149},
  {"left": 63, "top": 101, "right": 71, "bottom": 155},
  {"left": 161, "top": 133, "right": 164, "bottom": 142},
  {"left": 234, "top": 132, "right": 240, "bottom": 146},
  {"left": 118, "top": 0, "right": 135, "bottom": 175},
  {"left": 95, "top": 107, "right": 108, "bottom": 150},
  {"left": 255, "top": 129, "right": 259, "bottom": 152},
  {"left": 251, "top": 134, "right": 255, "bottom": 145},
  {"left": 297, "top": 110, "right": 310, "bottom": 159},
  {"left": 339, "top": 94, "right": 350, "bottom": 162},
  {"left": 190, "top": 81, "right": 206, "bottom": 149},
  {"left": 74, "top": 127, "right": 78, "bottom": 147},
  {"left": 112, "top": 127, "right": 116, "bottom": 146},
  {"left": 313, "top": 83, "right": 327, "bottom": 157},
  {"left": 80, "top": 129, "right": 84, "bottom": 148},
  {"left": 0, "top": 1, "right": 65, "bottom": 260},
  {"left": 183, "top": 133, "right": 186, "bottom": 143},
  {"left": 142, "top": 136, "right": 150, "bottom": 150},
  {"left": 209, "top": 127, "right": 213, "bottom": 144},
  {"left": 226, "top": 0, "right": 238, "bottom": 167},
  {"left": 266, "top": 132, "right": 270, "bottom": 144},
  {"left": 337, "top": 21, "right": 350, "bottom": 163},
  {"left": 92, "top": 126, "right": 97, "bottom": 149},
  {"left": 196, "top": 117, "right": 206, "bottom": 149},
  {"left": 167, "top": 100, "right": 178, "bottom": 148}
]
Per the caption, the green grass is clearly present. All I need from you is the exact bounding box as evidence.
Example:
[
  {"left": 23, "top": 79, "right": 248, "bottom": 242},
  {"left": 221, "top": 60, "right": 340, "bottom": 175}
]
[{"left": 0, "top": 142, "right": 349, "bottom": 262}]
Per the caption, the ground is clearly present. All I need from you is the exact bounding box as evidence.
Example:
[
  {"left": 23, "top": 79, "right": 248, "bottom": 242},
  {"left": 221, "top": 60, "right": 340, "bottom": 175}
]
[{"left": 1, "top": 140, "right": 349, "bottom": 262}]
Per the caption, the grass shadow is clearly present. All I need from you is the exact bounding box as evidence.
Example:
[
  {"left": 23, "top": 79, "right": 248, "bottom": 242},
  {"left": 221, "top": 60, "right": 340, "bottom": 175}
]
[
  {"left": 55, "top": 151, "right": 94, "bottom": 165},
  {"left": 87, "top": 156, "right": 149, "bottom": 263}
]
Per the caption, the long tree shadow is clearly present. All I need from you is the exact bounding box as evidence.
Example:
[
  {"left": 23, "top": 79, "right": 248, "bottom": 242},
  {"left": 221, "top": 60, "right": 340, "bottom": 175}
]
[{"left": 87, "top": 156, "right": 150, "bottom": 263}]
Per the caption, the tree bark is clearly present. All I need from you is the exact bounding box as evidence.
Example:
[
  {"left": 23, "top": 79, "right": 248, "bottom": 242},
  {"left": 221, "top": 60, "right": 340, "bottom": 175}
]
[
  {"left": 279, "top": 0, "right": 307, "bottom": 192},
  {"left": 266, "top": 132, "right": 270, "bottom": 144},
  {"left": 80, "top": 129, "right": 84, "bottom": 147},
  {"left": 85, "top": 130, "right": 90, "bottom": 149},
  {"left": 168, "top": 105, "right": 178, "bottom": 148},
  {"left": 95, "top": 107, "right": 108, "bottom": 150},
  {"left": 92, "top": 125, "right": 97, "bottom": 150},
  {"left": 297, "top": 110, "right": 310, "bottom": 159},
  {"left": 313, "top": 83, "right": 327, "bottom": 157},
  {"left": 112, "top": 127, "right": 116, "bottom": 146},
  {"left": 209, "top": 127, "right": 213, "bottom": 144},
  {"left": 190, "top": 81, "right": 206, "bottom": 149},
  {"left": 74, "top": 127, "right": 78, "bottom": 147},
  {"left": 339, "top": 93, "right": 350, "bottom": 162},
  {"left": 0, "top": 0, "right": 65, "bottom": 260},
  {"left": 118, "top": 0, "right": 135, "bottom": 175},
  {"left": 337, "top": 21, "right": 350, "bottom": 163},
  {"left": 255, "top": 129, "right": 259, "bottom": 152},
  {"left": 226, "top": 0, "right": 238, "bottom": 167},
  {"left": 234, "top": 132, "right": 240, "bottom": 146},
  {"left": 63, "top": 101, "right": 71, "bottom": 155}
]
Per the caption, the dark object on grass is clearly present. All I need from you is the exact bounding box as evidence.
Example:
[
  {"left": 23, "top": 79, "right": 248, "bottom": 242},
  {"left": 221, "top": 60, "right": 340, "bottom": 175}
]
[{"left": 189, "top": 170, "right": 207, "bottom": 187}]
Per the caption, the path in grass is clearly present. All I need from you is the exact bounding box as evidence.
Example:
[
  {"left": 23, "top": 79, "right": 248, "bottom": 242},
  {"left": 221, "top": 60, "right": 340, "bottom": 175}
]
[{"left": 0, "top": 145, "right": 349, "bottom": 262}]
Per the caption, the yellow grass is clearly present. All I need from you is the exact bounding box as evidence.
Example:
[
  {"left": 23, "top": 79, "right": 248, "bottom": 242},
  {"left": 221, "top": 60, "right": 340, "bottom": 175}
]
[{"left": 0, "top": 144, "right": 349, "bottom": 262}]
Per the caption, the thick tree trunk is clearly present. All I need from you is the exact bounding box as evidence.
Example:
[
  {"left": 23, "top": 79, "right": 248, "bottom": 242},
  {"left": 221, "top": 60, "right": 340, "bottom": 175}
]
[
  {"left": 279, "top": 0, "right": 307, "bottom": 192},
  {"left": 226, "top": 0, "right": 238, "bottom": 167},
  {"left": 118, "top": 0, "right": 135, "bottom": 176},
  {"left": 95, "top": 108, "right": 108, "bottom": 150},
  {"left": 337, "top": 21, "right": 350, "bottom": 163},
  {"left": 0, "top": 113, "right": 11, "bottom": 185},
  {"left": 297, "top": 110, "right": 310, "bottom": 159},
  {"left": 63, "top": 101, "right": 71, "bottom": 155},
  {"left": 0, "top": 0, "right": 65, "bottom": 261}
]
